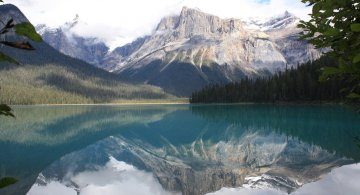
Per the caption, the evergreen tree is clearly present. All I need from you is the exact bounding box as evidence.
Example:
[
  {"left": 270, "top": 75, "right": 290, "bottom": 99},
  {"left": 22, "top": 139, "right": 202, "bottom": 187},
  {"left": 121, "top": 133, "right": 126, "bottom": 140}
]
[{"left": 190, "top": 57, "right": 345, "bottom": 103}]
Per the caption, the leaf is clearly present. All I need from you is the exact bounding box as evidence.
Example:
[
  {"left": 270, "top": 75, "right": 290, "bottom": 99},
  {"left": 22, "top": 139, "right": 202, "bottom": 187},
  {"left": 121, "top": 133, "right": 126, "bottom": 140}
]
[
  {"left": 0, "top": 104, "right": 12, "bottom": 112},
  {"left": 297, "top": 23, "right": 306, "bottom": 29},
  {"left": 320, "top": 67, "right": 340, "bottom": 81},
  {"left": 312, "top": 3, "right": 322, "bottom": 14},
  {"left": 323, "top": 28, "right": 340, "bottom": 36},
  {"left": 347, "top": 93, "right": 360, "bottom": 99},
  {"left": 5, "top": 19, "right": 14, "bottom": 29},
  {"left": 0, "top": 52, "right": 19, "bottom": 65},
  {"left": 14, "top": 22, "right": 42, "bottom": 42},
  {"left": 0, "top": 177, "right": 18, "bottom": 189},
  {"left": 353, "top": 54, "right": 360, "bottom": 64},
  {"left": 0, "top": 41, "right": 34, "bottom": 50},
  {"left": 351, "top": 23, "right": 360, "bottom": 32},
  {"left": 0, "top": 104, "right": 15, "bottom": 117}
]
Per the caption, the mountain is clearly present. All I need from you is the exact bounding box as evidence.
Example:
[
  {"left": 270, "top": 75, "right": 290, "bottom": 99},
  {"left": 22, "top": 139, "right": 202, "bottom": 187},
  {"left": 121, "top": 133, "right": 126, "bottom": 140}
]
[
  {"left": 36, "top": 15, "right": 109, "bottom": 67},
  {"left": 0, "top": 4, "right": 172, "bottom": 104},
  {"left": 102, "top": 7, "right": 322, "bottom": 96},
  {"left": 243, "top": 11, "right": 300, "bottom": 31},
  {"left": 34, "top": 7, "right": 323, "bottom": 97}
]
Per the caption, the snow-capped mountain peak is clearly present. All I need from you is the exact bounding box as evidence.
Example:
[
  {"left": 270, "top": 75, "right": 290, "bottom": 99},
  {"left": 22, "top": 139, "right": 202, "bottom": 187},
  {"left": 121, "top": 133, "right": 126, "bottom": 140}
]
[
  {"left": 63, "top": 14, "right": 80, "bottom": 30},
  {"left": 36, "top": 7, "right": 320, "bottom": 96},
  {"left": 243, "top": 11, "right": 300, "bottom": 31},
  {"left": 35, "top": 15, "right": 109, "bottom": 67}
]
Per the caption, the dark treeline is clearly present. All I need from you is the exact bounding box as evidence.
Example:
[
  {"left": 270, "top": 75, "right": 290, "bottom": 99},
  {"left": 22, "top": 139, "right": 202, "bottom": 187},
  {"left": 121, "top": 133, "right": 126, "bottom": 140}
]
[{"left": 190, "top": 57, "right": 346, "bottom": 103}]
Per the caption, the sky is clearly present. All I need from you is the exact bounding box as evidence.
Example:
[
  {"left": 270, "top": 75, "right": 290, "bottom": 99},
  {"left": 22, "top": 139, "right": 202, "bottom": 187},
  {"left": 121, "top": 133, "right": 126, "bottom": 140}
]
[{"left": 6, "top": 0, "right": 311, "bottom": 49}]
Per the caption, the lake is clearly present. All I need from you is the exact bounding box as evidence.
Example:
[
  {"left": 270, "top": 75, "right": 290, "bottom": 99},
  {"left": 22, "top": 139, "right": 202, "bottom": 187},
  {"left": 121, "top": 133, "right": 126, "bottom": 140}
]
[{"left": 0, "top": 104, "right": 360, "bottom": 195}]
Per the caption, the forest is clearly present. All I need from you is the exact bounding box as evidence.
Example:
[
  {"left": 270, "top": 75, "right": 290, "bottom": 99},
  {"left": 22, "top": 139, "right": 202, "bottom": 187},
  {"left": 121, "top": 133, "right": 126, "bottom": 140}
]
[
  {"left": 0, "top": 43, "right": 173, "bottom": 104},
  {"left": 190, "top": 57, "right": 347, "bottom": 103}
]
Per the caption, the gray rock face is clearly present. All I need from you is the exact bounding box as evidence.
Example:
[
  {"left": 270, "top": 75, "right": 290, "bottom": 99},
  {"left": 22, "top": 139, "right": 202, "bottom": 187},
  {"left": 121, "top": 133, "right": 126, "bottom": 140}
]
[
  {"left": 34, "top": 7, "right": 323, "bottom": 97},
  {"left": 36, "top": 16, "right": 109, "bottom": 67},
  {"left": 244, "top": 11, "right": 299, "bottom": 31},
  {"left": 103, "top": 7, "right": 322, "bottom": 96}
]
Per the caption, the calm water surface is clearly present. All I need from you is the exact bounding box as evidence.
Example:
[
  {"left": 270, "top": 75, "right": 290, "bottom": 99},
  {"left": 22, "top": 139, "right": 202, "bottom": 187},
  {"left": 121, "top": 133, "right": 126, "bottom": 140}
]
[{"left": 0, "top": 104, "right": 360, "bottom": 195}]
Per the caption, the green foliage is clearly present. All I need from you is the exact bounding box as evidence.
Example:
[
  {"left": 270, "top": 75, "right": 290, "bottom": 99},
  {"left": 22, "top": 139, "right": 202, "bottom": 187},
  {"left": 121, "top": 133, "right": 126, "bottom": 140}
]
[
  {"left": 14, "top": 22, "right": 43, "bottom": 42},
  {"left": 0, "top": 0, "right": 44, "bottom": 115},
  {"left": 0, "top": 16, "right": 41, "bottom": 65},
  {"left": 0, "top": 52, "right": 19, "bottom": 64},
  {"left": 0, "top": 104, "right": 14, "bottom": 117},
  {"left": 351, "top": 23, "right": 360, "bottom": 32},
  {"left": 0, "top": 177, "right": 17, "bottom": 189},
  {"left": 347, "top": 93, "right": 360, "bottom": 99},
  {"left": 190, "top": 57, "right": 345, "bottom": 103},
  {"left": 298, "top": 0, "right": 360, "bottom": 100}
]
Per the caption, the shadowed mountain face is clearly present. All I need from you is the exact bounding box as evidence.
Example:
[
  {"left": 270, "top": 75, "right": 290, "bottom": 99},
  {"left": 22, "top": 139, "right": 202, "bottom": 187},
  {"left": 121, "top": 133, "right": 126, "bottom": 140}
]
[
  {"left": 1, "top": 105, "right": 358, "bottom": 195},
  {"left": 0, "top": 4, "right": 171, "bottom": 104}
]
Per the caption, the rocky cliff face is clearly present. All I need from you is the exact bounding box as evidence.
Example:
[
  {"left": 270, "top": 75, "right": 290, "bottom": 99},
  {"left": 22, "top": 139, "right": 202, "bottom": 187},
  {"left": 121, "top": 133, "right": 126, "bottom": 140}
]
[
  {"left": 36, "top": 7, "right": 323, "bottom": 96},
  {"left": 36, "top": 15, "right": 109, "bottom": 67},
  {"left": 103, "top": 7, "right": 322, "bottom": 96}
]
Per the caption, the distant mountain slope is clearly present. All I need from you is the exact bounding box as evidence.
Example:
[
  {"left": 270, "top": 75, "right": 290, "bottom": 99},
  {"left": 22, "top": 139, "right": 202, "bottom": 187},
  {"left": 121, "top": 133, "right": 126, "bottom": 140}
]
[
  {"left": 103, "top": 7, "right": 322, "bottom": 96},
  {"left": 0, "top": 4, "right": 172, "bottom": 104},
  {"left": 36, "top": 15, "right": 109, "bottom": 67}
]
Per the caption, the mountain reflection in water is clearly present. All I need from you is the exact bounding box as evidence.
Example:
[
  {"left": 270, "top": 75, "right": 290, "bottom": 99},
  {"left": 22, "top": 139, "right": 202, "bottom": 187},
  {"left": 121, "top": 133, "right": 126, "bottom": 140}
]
[{"left": 0, "top": 104, "right": 359, "bottom": 195}]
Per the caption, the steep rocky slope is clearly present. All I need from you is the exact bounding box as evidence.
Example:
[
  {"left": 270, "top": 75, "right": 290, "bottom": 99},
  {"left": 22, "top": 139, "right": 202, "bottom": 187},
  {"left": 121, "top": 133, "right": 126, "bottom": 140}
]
[
  {"left": 36, "top": 15, "right": 109, "bottom": 67},
  {"left": 37, "top": 7, "right": 323, "bottom": 96},
  {"left": 103, "top": 8, "right": 322, "bottom": 96}
]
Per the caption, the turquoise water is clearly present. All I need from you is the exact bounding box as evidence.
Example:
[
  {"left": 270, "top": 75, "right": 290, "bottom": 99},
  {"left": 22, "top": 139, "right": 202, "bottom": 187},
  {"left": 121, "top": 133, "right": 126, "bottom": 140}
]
[{"left": 0, "top": 104, "right": 360, "bottom": 195}]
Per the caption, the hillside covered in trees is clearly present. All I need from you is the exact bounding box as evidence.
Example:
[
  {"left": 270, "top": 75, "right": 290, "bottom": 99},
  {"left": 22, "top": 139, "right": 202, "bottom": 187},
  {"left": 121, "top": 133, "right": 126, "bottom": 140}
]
[
  {"left": 0, "top": 4, "right": 174, "bottom": 105},
  {"left": 190, "top": 57, "right": 346, "bottom": 103},
  {"left": 0, "top": 42, "right": 173, "bottom": 104}
]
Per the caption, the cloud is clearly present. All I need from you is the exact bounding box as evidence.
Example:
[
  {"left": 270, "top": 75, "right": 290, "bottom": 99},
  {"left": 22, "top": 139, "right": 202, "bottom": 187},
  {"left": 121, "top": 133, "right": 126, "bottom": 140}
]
[
  {"left": 6, "top": 0, "right": 311, "bottom": 48},
  {"left": 256, "top": 0, "right": 271, "bottom": 4},
  {"left": 27, "top": 182, "right": 77, "bottom": 195},
  {"left": 207, "top": 163, "right": 360, "bottom": 195},
  {"left": 27, "top": 156, "right": 180, "bottom": 195}
]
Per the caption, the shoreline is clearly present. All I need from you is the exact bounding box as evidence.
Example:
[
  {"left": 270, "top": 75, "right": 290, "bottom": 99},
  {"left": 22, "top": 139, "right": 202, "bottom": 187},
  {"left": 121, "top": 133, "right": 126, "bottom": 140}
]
[
  {"left": 11, "top": 102, "right": 190, "bottom": 106},
  {"left": 9, "top": 102, "right": 349, "bottom": 106}
]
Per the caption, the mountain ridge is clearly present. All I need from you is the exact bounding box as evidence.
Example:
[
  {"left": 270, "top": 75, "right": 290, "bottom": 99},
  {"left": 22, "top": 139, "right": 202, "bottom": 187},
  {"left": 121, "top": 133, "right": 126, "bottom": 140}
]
[
  {"left": 104, "top": 7, "right": 322, "bottom": 96},
  {"left": 35, "top": 15, "right": 110, "bottom": 67},
  {"left": 36, "top": 6, "right": 323, "bottom": 96},
  {"left": 0, "top": 4, "right": 172, "bottom": 104}
]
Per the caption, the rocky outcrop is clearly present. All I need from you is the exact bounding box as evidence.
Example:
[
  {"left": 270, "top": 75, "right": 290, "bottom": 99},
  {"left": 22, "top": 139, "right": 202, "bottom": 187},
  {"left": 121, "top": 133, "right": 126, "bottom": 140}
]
[
  {"left": 35, "top": 7, "right": 323, "bottom": 97},
  {"left": 103, "top": 7, "right": 322, "bottom": 96}
]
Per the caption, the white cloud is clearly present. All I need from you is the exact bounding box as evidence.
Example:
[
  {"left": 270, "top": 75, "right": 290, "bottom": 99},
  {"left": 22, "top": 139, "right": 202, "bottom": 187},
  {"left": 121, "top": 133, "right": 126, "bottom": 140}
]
[
  {"left": 27, "top": 156, "right": 180, "bottom": 195},
  {"left": 27, "top": 182, "right": 77, "bottom": 195},
  {"left": 207, "top": 163, "right": 360, "bottom": 195},
  {"left": 5, "top": 0, "right": 311, "bottom": 48}
]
